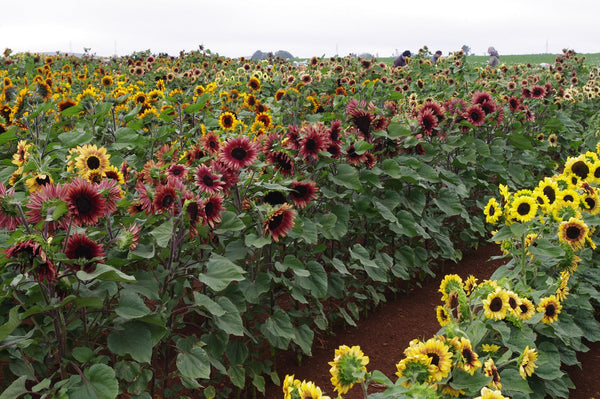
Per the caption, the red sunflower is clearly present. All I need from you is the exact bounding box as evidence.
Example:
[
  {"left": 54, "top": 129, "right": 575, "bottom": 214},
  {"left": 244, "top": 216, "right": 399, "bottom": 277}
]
[
  {"left": 290, "top": 181, "right": 318, "bottom": 209},
  {"left": 200, "top": 131, "right": 221, "bottom": 155},
  {"left": 202, "top": 194, "right": 225, "bottom": 228},
  {"left": 5, "top": 239, "right": 56, "bottom": 282},
  {"left": 465, "top": 105, "right": 485, "bottom": 126},
  {"left": 25, "top": 182, "right": 69, "bottom": 233},
  {"left": 64, "top": 232, "right": 106, "bottom": 272},
  {"left": 418, "top": 108, "right": 438, "bottom": 136},
  {"left": 167, "top": 164, "right": 188, "bottom": 181},
  {"left": 219, "top": 136, "right": 259, "bottom": 171},
  {"left": 298, "top": 124, "right": 329, "bottom": 161},
  {"left": 153, "top": 184, "right": 178, "bottom": 213},
  {"left": 264, "top": 203, "right": 296, "bottom": 242},
  {"left": 266, "top": 151, "right": 295, "bottom": 177},
  {"left": 66, "top": 178, "right": 106, "bottom": 226},
  {"left": 194, "top": 165, "right": 224, "bottom": 194}
]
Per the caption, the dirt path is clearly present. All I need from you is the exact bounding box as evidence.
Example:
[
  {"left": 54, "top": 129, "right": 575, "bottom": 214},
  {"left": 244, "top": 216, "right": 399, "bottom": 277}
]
[{"left": 263, "top": 243, "right": 600, "bottom": 398}]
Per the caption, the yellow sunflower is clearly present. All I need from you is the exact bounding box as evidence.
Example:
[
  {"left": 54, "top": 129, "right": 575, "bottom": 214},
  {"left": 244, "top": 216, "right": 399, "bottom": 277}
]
[
  {"left": 395, "top": 353, "right": 433, "bottom": 386},
  {"left": 299, "top": 381, "right": 331, "bottom": 399},
  {"left": 475, "top": 387, "right": 508, "bottom": 399},
  {"left": 555, "top": 187, "right": 579, "bottom": 206},
  {"left": 564, "top": 154, "right": 591, "bottom": 181},
  {"left": 483, "top": 358, "right": 502, "bottom": 390},
  {"left": 536, "top": 177, "right": 558, "bottom": 206},
  {"left": 538, "top": 295, "right": 562, "bottom": 324},
  {"left": 74, "top": 144, "right": 111, "bottom": 177},
  {"left": 456, "top": 337, "right": 482, "bottom": 375},
  {"left": 218, "top": 111, "right": 237, "bottom": 130},
  {"left": 404, "top": 337, "right": 453, "bottom": 382},
  {"left": 482, "top": 287, "right": 509, "bottom": 321},
  {"left": 248, "top": 76, "right": 261, "bottom": 91},
  {"left": 581, "top": 191, "right": 600, "bottom": 214},
  {"left": 515, "top": 297, "right": 536, "bottom": 321},
  {"left": 436, "top": 305, "right": 451, "bottom": 326},
  {"left": 463, "top": 275, "right": 478, "bottom": 295},
  {"left": 12, "top": 140, "right": 33, "bottom": 167},
  {"left": 558, "top": 217, "right": 590, "bottom": 250},
  {"left": 25, "top": 173, "right": 53, "bottom": 193},
  {"left": 328, "top": 345, "right": 369, "bottom": 395},
  {"left": 484, "top": 198, "right": 502, "bottom": 224},
  {"left": 509, "top": 195, "right": 537, "bottom": 222},
  {"left": 519, "top": 346, "right": 538, "bottom": 379},
  {"left": 438, "top": 274, "right": 462, "bottom": 301}
]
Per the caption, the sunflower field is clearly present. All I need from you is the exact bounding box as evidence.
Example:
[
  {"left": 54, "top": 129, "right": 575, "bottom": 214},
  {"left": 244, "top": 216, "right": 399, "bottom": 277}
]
[{"left": 0, "top": 47, "right": 600, "bottom": 398}]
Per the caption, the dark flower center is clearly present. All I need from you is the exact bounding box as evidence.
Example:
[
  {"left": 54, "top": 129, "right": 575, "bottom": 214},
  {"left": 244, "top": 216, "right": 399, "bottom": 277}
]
[
  {"left": 489, "top": 205, "right": 496, "bottom": 216},
  {"left": 543, "top": 187, "right": 556, "bottom": 203},
  {"left": 563, "top": 195, "right": 574, "bottom": 202},
  {"left": 571, "top": 161, "right": 589, "bottom": 179},
  {"left": 304, "top": 138, "right": 317, "bottom": 152},
  {"left": 545, "top": 304, "right": 556, "bottom": 317},
  {"left": 36, "top": 176, "right": 51, "bottom": 186},
  {"left": 205, "top": 202, "right": 214, "bottom": 217},
  {"left": 86, "top": 156, "right": 101, "bottom": 170},
  {"left": 428, "top": 353, "right": 440, "bottom": 367},
  {"left": 231, "top": 147, "right": 247, "bottom": 161},
  {"left": 75, "top": 196, "right": 92, "bottom": 214},
  {"left": 585, "top": 197, "right": 596, "bottom": 210},
  {"left": 202, "top": 175, "right": 214, "bottom": 187},
  {"left": 264, "top": 191, "right": 286, "bottom": 206},
  {"left": 354, "top": 115, "right": 371, "bottom": 135},
  {"left": 508, "top": 297, "right": 518, "bottom": 309},
  {"left": 268, "top": 213, "right": 284, "bottom": 230},
  {"left": 489, "top": 297, "right": 503, "bottom": 312},
  {"left": 517, "top": 202, "right": 530, "bottom": 216},
  {"left": 187, "top": 202, "right": 199, "bottom": 222},
  {"left": 566, "top": 226, "right": 582, "bottom": 240},
  {"left": 162, "top": 195, "right": 173, "bottom": 207},
  {"left": 292, "top": 185, "right": 308, "bottom": 199},
  {"left": 462, "top": 348, "right": 474, "bottom": 363},
  {"left": 74, "top": 244, "right": 94, "bottom": 259},
  {"left": 519, "top": 303, "right": 529, "bottom": 314}
]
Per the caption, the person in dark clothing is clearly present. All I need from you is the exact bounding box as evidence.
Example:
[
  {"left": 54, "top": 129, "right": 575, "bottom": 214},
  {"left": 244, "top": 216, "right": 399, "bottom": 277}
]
[
  {"left": 487, "top": 46, "right": 500, "bottom": 67},
  {"left": 431, "top": 50, "right": 442, "bottom": 64},
  {"left": 394, "top": 50, "right": 411, "bottom": 67}
]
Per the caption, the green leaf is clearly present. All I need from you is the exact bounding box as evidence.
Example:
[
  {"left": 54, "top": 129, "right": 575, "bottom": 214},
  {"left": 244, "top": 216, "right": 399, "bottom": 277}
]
[
  {"left": 260, "top": 309, "right": 295, "bottom": 348},
  {"left": 350, "top": 244, "right": 388, "bottom": 282},
  {"left": 244, "top": 233, "right": 272, "bottom": 249},
  {"left": 373, "top": 200, "right": 397, "bottom": 223},
  {"left": 0, "top": 307, "right": 21, "bottom": 342},
  {"left": 215, "top": 211, "right": 245, "bottom": 233},
  {"left": 500, "top": 368, "right": 532, "bottom": 394},
  {"left": 391, "top": 210, "right": 418, "bottom": 237},
  {"left": 509, "top": 133, "right": 533, "bottom": 150},
  {"left": 68, "top": 364, "right": 119, "bottom": 399},
  {"left": 76, "top": 264, "right": 136, "bottom": 283},
  {"left": 150, "top": 219, "right": 173, "bottom": 248},
  {"left": 228, "top": 365, "right": 246, "bottom": 388},
  {"left": 387, "top": 122, "right": 413, "bottom": 138},
  {"left": 193, "top": 292, "right": 226, "bottom": 317},
  {"left": 416, "top": 164, "right": 440, "bottom": 183},
  {"left": 176, "top": 345, "right": 211, "bottom": 380},
  {"left": 296, "top": 261, "right": 328, "bottom": 298},
  {"left": 293, "top": 324, "right": 314, "bottom": 355},
  {"left": 213, "top": 297, "right": 244, "bottom": 336},
  {"left": 60, "top": 103, "right": 84, "bottom": 117},
  {"left": 527, "top": 238, "right": 565, "bottom": 258},
  {"left": 115, "top": 291, "right": 150, "bottom": 320},
  {"left": 72, "top": 347, "right": 94, "bottom": 363},
  {"left": 197, "top": 254, "right": 246, "bottom": 292},
  {"left": 449, "top": 368, "right": 492, "bottom": 392},
  {"left": 0, "top": 127, "right": 17, "bottom": 145},
  {"left": 329, "top": 164, "right": 362, "bottom": 191},
  {"left": 58, "top": 128, "right": 92, "bottom": 146},
  {"left": 535, "top": 341, "right": 563, "bottom": 380},
  {"left": 432, "top": 188, "right": 463, "bottom": 216},
  {"left": 353, "top": 140, "right": 373, "bottom": 155},
  {"left": 107, "top": 324, "right": 153, "bottom": 363},
  {"left": 0, "top": 375, "right": 27, "bottom": 399}
]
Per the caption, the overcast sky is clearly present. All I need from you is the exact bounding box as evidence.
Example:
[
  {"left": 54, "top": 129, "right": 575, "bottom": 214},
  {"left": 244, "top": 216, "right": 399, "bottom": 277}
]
[{"left": 2, "top": 0, "right": 599, "bottom": 59}]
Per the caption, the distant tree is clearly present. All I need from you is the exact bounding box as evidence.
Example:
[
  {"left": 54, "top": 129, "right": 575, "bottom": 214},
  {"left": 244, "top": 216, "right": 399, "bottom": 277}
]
[
  {"left": 461, "top": 45, "right": 471, "bottom": 56},
  {"left": 275, "top": 50, "right": 294, "bottom": 59},
  {"left": 251, "top": 50, "right": 266, "bottom": 61}
]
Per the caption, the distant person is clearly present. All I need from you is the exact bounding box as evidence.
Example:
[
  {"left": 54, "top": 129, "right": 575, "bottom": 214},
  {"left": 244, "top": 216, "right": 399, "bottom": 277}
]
[
  {"left": 431, "top": 50, "right": 442, "bottom": 64},
  {"left": 394, "top": 50, "right": 411, "bottom": 67},
  {"left": 487, "top": 46, "right": 500, "bottom": 67}
]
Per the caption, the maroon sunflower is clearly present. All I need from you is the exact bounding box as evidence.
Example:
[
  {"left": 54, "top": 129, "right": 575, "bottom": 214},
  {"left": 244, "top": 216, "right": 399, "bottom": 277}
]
[
  {"left": 0, "top": 181, "right": 20, "bottom": 230},
  {"left": 167, "top": 164, "right": 188, "bottom": 181},
  {"left": 202, "top": 194, "right": 225, "bottom": 228},
  {"left": 5, "top": 239, "right": 56, "bottom": 282},
  {"left": 507, "top": 96, "right": 521, "bottom": 112},
  {"left": 285, "top": 125, "right": 302, "bottom": 150},
  {"left": 219, "top": 136, "right": 259, "bottom": 171},
  {"left": 531, "top": 85, "right": 546, "bottom": 99},
  {"left": 66, "top": 178, "right": 106, "bottom": 226},
  {"left": 290, "top": 181, "right": 318, "bottom": 209},
  {"left": 471, "top": 91, "right": 493, "bottom": 105},
  {"left": 96, "top": 179, "right": 122, "bottom": 215},
  {"left": 211, "top": 160, "right": 239, "bottom": 192},
  {"left": 418, "top": 108, "right": 438, "bottom": 136},
  {"left": 346, "top": 98, "right": 375, "bottom": 141},
  {"left": 25, "top": 182, "right": 69, "bottom": 233},
  {"left": 153, "top": 184, "right": 178, "bottom": 213},
  {"left": 194, "top": 165, "right": 224, "bottom": 194},
  {"left": 298, "top": 124, "right": 329, "bottom": 161},
  {"left": 264, "top": 203, "right": 296, "bottom": 242},
  {"left": 64, "top": 232, "right": 106, "bottom": 272},
  {"left": 465, "top": 105, "right": 485, "bottom": 126},
  {"left": 346, "top": 144, "right": 368, "bottom": 166},
  {"left": 184, "top": 193, "right": 205, "bottom": 236},
  {"left": 200, "top": 131, "right": 221, "bottom": 155},
  {"left": 267, "top": 151, "right": 295, "bottom": 177}
]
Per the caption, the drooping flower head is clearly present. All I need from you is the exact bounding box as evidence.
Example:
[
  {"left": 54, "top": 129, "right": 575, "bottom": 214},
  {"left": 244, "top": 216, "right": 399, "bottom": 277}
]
[
  {"left": 264, "top": 203, "right": 296, "bottom": 242},
  {"left": 519, "top": 346, "right": 538, "bottom": 379},
  {"left": 328, "top": 345, "right": 369, "bottom": 395},
  {"left": 11, "top": 140, "right": 33, "bottom": 167},
  {"left": 483, "top": 359, "right": 502, "bottom": 390},
  {"left": 289, "top": 181, "right": 318, "bottom": 209},
  {"left": 4, "top": 238, "right": 56, "bottom": 282},
  {"left": 64, "top": 232, "right": 106, "bottom": 272},
  {"left": 202, "top": 194, "right": 225, "bottom": 228}
]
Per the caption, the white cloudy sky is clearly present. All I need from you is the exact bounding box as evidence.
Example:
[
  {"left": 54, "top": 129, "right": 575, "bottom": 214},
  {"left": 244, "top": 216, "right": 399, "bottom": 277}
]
[{"left": 2, "top": 0, "right": 599, "bottom": 58}]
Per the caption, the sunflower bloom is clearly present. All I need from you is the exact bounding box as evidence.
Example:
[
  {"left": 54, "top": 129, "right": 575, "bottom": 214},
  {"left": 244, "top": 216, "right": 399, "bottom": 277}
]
[
  {"left": 558, "top": 217, "right": 590, "bottom": 251},
  {"left": 404, "top": 338, "right": 452, "bottom": 382},
  {"left": 482, "top": 288, "right": 509, "bottom": 321},
  {"left": 519, "top": 346, "right": 538, "bottom": 379},
  {"left": 538, "top": 295, "right": 562, "bottom": 324},
  {"left": 515, "top": 297, "right": 536, "bottom": 321},
  {"left": 436, "top": 305, "right": 451, "bottom": 326},
  {"left": 484, "top": 198, "right": 502, "bottom": 224},
  {"left": 264, "top": 203, "right": 296, "bottom": 242},
  {"left": 483, "top": 358, "right": 502, "bottom": 389},
  {"left": 509, "top": 195, "right": 537, "bottom": 222},
  {"left": 74, "top": 144, "right": 111, "bottom": 177},
  {"left": 328, "top": 345, "right": 369, "bottom": 395},
  {"left": 475, "top": 387, "right": 508, "bottom": 399}
]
